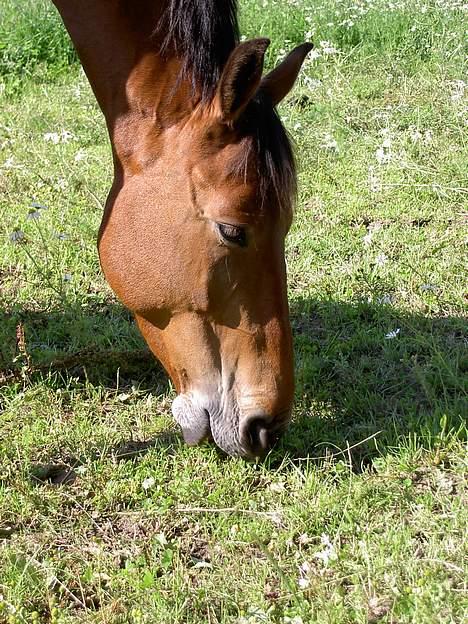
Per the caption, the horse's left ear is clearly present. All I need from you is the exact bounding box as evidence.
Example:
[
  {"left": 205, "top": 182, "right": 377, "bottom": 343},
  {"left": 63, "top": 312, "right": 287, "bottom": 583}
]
[
  {"left": 259, "top": 43, "right": 313, "bottom": 107},
  {"left": 216, "top": 38, "right": 270, "bottom": 122}
]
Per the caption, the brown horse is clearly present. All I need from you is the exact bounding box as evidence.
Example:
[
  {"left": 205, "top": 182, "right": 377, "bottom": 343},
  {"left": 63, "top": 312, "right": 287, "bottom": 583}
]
[{"left": 52, "top": 0, "right": 311, "bottom": 458}]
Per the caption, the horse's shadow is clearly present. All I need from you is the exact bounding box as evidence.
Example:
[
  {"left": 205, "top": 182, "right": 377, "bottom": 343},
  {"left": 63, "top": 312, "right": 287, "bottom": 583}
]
[
  {"left": 280, "top": 296, "right": 466, "bottom": 468},
  {"left": 1, "top": 295, "right": 465, "bottom": 470},
  {"left": 0, "top": 300, "right": 163, "bottom": 389}
]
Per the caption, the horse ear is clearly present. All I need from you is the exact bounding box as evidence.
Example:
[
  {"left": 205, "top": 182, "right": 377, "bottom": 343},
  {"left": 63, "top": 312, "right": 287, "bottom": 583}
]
[
  {"left": 259, "top": 43, "right": 313, "bottom": 107},
  {"left": 216, "top": 38, "right": 270, "bottom": 122}
]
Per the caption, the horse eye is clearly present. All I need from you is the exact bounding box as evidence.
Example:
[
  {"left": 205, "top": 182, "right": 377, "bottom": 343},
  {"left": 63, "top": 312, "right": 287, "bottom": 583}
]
[{"left": 217, "top": 223, "right": 247, "bottom": 247}]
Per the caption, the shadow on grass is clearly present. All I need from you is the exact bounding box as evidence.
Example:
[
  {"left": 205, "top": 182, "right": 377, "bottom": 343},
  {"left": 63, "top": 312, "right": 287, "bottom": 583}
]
[
  {"left": 27, "top": 433, "right": 181, "bottom": 489},
  {"left": 1, "top": 296, "right": 466, "bottom": 468},
  {"left": 278, "top": 296, "right": 466, "bottom": 468},
  {"left": 0, "top": 299, "right": 164, "bottom": 389}
]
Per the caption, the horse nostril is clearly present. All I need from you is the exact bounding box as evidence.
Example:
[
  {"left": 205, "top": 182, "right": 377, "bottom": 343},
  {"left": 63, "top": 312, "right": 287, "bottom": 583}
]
[{"left": 241, "top": 417, "right": 271, "bottom": 458}]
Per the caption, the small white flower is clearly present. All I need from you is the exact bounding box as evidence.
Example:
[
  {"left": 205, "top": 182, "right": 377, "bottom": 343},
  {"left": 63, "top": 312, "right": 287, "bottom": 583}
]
[
  {"left": 314, "top": 549, "right": 335, "bottom": 565},
  {"left": 319, "top": 40, "right": 339, "bottom": 55},
  {"left": 299, "top": 561, "right": 311, "bottom": 575},
  {"left": 376, "top": 146, "right": 391, "bottom": 165},
  {"left": 374, "top": 253, "right": 388, "bottom": 266},
  {"left": 269, "top": 481, "right": 285, "bottom": 493},
  {"left": 385, "top": 328, "right": 400, "bottom": 340},
  {"left": 61, "top": 130, "right": 74, "bottom": 143},
  {"left": 297, "top": 560, "right": 312, "bottom": 588},
  {"left": 314, "top": 533, "right": 337, "bottom": 566},
  {"left": 154, "top": 532, "right": 168, "bottom": 546},
  {"left": 56, "top": 178, "right": 68, "bottom": 190},
  {"left": 362, "top": 221, "right": 386, "bottom": 249},
  {"left": 74, "top": 149, "right": 86, "bottom": 162},
  {"left": 142, "top": 476, "right": 155, "bottom": 491},
  {"left": 2, "top": 157, "right": 16, "bottom": 168},
  {"left": 449, "top": 79, "right": 465, "bottom": 102},
  {"left": 44, "top": 130, "right": 75, "bottom": 144},
  {"left": 44, "top": 132, "right": 60, "bottom": 144},
  {"left": 304, "top": 75, "right": 322, "bottom": 90},
  {"left": 9, "top": 229, "right": 25, "bottom": 243},
  {"left": 321, "top": 133, "right": 339, "bottom": 152},
  {"left": 377, "top": 294, "right": 392, "bottom": 305},
  {"left": 192, "top": 561, "right": 212, "bottom": 569},
  {"left": 298, "top": 533, "right": 312, "bottom": 545},
  {"left": 410, "top": 127, "right": 423, "bottom": 143},
  {"left": 307, "top": 49, "right": 321, "bottom": 61},
  {"left": 276, "top": 48, "right": 286, "bottom": 63},
  {"left": 424, "top": 129, "right": 433, "bottom": 144}
]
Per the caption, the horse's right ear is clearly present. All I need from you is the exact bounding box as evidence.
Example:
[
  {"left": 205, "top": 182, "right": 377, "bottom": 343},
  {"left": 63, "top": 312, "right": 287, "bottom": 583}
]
[
  {"left": 259, "top": 42, "right": 313, "bottom": 106},
  {"left": 215, "top": 38, "right": 270, "bottom": 122}
]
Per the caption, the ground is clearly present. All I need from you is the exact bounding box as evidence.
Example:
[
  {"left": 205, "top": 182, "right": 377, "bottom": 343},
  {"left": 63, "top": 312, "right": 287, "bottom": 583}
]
[{"left": 0, "top": 0, "right": 466, "bottom": 622}]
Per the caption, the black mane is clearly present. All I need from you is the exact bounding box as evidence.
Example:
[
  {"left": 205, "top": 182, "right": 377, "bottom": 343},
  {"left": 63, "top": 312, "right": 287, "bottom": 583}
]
[
  {"left": 238, "top": 97, "right": 297, "bottom": 210},
  {"left": 155, "top": 0, "right": 239, "bottom": 100},
  {"left": 155, "top": 0, "right": 296, "bottom": 209}
]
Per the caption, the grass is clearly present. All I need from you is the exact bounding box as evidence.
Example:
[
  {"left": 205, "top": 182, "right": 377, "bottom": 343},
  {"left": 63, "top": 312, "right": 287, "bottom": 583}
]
[{"left": 0, "top": 0, "right": 467, "bottom": 622}]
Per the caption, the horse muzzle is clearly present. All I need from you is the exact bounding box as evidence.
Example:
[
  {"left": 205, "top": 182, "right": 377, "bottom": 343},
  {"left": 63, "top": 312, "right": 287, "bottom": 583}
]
[{"left": 171, "top": 392, "right": 290, "bottom": 459}]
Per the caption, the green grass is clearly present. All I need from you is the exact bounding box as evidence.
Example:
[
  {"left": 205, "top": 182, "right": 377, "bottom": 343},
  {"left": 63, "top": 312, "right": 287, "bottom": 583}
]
[
  {"left": 0, "top": 0, "right": 76, "bottom": 92},
  {"left": 0, "top": 0, "right": 467, "bottom": 622}
]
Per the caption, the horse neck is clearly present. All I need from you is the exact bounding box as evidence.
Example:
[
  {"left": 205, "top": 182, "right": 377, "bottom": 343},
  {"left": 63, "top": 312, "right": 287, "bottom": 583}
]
[{"left": 52, "top": 1, "right": 199, "bottom": 167}]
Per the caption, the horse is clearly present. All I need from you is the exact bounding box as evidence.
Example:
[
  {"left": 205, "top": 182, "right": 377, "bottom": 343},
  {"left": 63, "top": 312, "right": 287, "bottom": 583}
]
[{"left": 51, "top": 0, "right": 312, "bottom": 459}]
